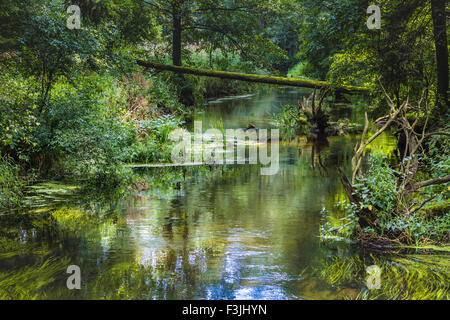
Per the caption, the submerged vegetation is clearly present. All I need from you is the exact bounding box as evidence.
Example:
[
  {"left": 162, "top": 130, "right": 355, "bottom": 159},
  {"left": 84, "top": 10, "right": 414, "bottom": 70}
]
[{"left": 312, "top": 253, "right": 450, "bottom": 300}]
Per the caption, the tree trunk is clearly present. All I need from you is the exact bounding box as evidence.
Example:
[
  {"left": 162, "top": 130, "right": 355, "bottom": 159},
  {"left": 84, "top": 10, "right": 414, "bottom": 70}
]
[
  {"left": 172, "top": 7, "right": 182, "bottom": 66},
  {"left": 431, "top": 0, "right": 448, "bottom": 109},
  {"left": 136, "top": 60, "right": 370, "bottom": 93}
]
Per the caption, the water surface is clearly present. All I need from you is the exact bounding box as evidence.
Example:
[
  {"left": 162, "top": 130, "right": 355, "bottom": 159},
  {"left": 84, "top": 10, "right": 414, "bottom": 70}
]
[{"left": 0, "top": 88, "right": 448, "bottom": 300}]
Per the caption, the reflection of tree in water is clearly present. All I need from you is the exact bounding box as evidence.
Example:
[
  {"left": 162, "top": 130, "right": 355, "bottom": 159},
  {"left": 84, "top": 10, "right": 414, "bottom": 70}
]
[
  {"left": 309, "top": 139, "right": 329, "bottom": 177},
  {"left": 154, "top": 162, "right": 324, "bottom": 299}
]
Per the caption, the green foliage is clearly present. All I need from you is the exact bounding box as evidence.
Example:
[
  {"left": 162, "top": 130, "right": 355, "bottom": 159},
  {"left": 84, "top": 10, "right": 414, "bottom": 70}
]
[
  {"left": 295, "top": 0, "right": 366, "bottom": 79},
  {"left": 320, "top": 205, "right": 359, "bottom": 241},
  {"left": 123, "top": 114, "right": 184, "bottom": 164},
  {"left": 0, "top": 67, "right": 137, "bottom": 187},
  {"left": 328, "top": 49, "right": 377, "bottom": 90},
  {"left": 149, "top": 0, "right": 291, "bottom": 66},
  {"left": 407, "top": 214, "right": 449, "bottom": 244},
  {"left": 0, "top": 0, "right": 167, "bottom": 187},
  {"left": 331, "top": 150, "right": 449, "bottom": 244},
  {"left": 46, "top": 76, "right": 135, "bottom": 182},
  {"left": 148, "top": 76, "right": 185, "bottom": 113},
  {"left": 7, "top": 0, "right": 103, "bottom": 107},
  {"left": 0, "top": 0, "right": 137, "bottom": 187},
  {"left": 140, "top": 115, "right": 184, "bottom": 144},
  {"left": 287, "top": 61, "right": 309, "bottom": 79},
  {"left": 297, "top": 0, "right": 438, "bottom": 114},
  {"left": 270, "top": 104, "right": 309, "bottom": 140},
  {"left": 72, "top": 0, "right": 161, "bottom": 43},
  {"left": 424, "top": 133, "right": 450, "bottom": 178},
  {"left": 122, "top": 137, "right": 162, "bottom": 164},
  {"left": 354, "top": 151, "right": 397, "bottom": 223},
  {"left": 186, "top": 52, "right": 263, "bottom": 101},
  {"left": 263, "top": 11, "right": 302, "bottom": 73},
  {"left": 0, "top": 158, "right": 25, "bottom": 209},
  {"left": 0, "top": 72, "right": 40, "bottom": 162}
]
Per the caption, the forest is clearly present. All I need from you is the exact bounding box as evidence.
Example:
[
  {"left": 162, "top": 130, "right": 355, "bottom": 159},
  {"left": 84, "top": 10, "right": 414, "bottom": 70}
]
[{"left": 0, "top": 0, "right": 448, "bottom": 300}]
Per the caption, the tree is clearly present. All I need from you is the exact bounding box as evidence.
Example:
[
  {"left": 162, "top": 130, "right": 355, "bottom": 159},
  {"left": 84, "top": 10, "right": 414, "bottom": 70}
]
[
  {"left": 142, "top": 0, "right": 289, "bottom": 67},
  {"left": 299, "top": 0, "right": 439, "bottom": 110},
  {"left": 430, "top": 0, "right": 448, "bottom": 111},
  {"left": 0, "top": 0, "right": 143, "bottom": 173},
  {"left": 69, "top": 0, "right": 160, "bottom": 45},
  {"left": 295, "top": 0, "right": 368, "bottom": 80}
]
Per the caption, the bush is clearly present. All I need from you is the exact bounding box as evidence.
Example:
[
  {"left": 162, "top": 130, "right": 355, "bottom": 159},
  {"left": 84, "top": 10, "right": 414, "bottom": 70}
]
[
  {"left": 1, "top": 72, "right": 137, "bottom": 186},
  {"left": 44, "top": 76, "right": 135, "bottom": 185},
  {"left": 271, "top": 104, "right": 309, "bottom": 140},
  {"left": 353, "top": 151, "right": 398, "bottom": 227},
  {"left": 123, "top": 114, "right": 184, "bottom": 164},
  {"left": 287, "top": 61, "right": 309, "bottom": 79},
  {"left": 0, "top": 72, "right": 41, "bottom": 163},
  {"left": 326, "top": 151, "right": 449, "bottom": 245},
  {"left": 0, "top": 158, "right": 25, "bottom": 209}
]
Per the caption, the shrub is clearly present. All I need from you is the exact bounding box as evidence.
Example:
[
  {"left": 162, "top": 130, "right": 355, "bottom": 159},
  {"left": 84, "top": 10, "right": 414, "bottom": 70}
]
[
  {"left": 123, "top": 114, "right": 184, "bottom": 164},
  {"left": 353, "top": 151, "right": 398, "bottom": 227},
  {"left": 0, "top": 158, "right": 24, "bottom": 209},
  {"left": 326, "top": 150, "right": 449, "bottom": 245},
  {"left": 45, "top": 76, "right": 135, "bottom": 185},
  {"left": 271, "top": 104, "right": 309, "bottom": 140}
]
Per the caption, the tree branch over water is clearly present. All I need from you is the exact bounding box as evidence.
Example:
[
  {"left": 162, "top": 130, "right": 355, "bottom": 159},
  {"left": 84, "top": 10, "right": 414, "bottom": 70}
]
[{"left": 136, "top": 60, "right": 370, "bottom": 93}]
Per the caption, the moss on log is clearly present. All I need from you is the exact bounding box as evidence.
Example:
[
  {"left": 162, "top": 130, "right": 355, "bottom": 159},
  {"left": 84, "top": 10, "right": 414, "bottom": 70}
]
[{"left": 137, "top": 60, "right": 370, "bottom": 93}]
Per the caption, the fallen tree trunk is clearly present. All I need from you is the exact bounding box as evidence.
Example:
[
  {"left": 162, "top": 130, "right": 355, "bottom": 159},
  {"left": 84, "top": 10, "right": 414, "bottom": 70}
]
[
  {"left": 137, "top": 60, "right": 370, "bottom": 93},
  {"left": 406, "top": 175, "right": 450, "bottom": 193}
]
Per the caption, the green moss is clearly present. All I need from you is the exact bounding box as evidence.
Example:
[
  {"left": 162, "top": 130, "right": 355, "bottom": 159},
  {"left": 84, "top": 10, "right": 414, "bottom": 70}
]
[
  {"left": 28, "top": 182, "right": 79, "bottom": 195},
  {"left": 421, "top": 201, "right": 450, "bottom": 217},
  {"left": 137, "top": 60, "right": 370, "bottom": 93}
]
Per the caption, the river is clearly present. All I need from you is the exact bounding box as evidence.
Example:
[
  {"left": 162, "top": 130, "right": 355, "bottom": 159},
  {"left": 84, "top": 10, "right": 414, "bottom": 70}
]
[{"left": 0, "top": 88, "right": 448, "bottom": 300}]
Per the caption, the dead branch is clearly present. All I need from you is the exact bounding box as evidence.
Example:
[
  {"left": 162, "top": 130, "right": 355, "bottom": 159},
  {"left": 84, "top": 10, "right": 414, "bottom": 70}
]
[
  {"left": 405, "top": 174, "right": 450, "bottom": 193},
  {"left": 425, "top": 131, "right": 450, "bottom": 137},
  {"left": 351, "top": 100, "right": 406, "bottom": 183},
  {"left": 409, "top": 196, "right": 437, "bottom": 215},
  {"left": 397, "top": 94, "right": 431, "bottom": 193},
  {"left": 297, "top": 89, "right": 331, "bottom": 136}
]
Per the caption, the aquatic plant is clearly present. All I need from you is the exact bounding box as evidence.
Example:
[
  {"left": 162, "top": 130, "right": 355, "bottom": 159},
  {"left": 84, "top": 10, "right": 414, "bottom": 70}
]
[
  {"left": 0, "top": 257, "right": 70, "bottom": 300},
  {"left": 315, "top": 254, "right": 450, "bottom": 300}
]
